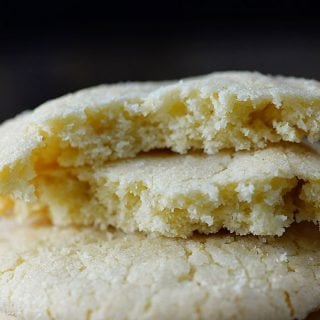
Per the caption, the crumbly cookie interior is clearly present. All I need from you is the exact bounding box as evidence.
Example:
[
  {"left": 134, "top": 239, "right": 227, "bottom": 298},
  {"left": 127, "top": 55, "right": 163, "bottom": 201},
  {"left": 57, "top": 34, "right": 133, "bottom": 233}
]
[
  {"left": 0, "top": 89, "right": 319, "bottom": 202},
  {"left": 7, "top": 144, "right": 320, "bottom": 237}
]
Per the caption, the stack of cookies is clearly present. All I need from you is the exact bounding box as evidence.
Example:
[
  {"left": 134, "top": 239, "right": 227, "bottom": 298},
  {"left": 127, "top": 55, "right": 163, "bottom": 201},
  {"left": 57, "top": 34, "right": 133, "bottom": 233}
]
[{"left": 0, "top": 72, "right": 320, "bottom": 319}]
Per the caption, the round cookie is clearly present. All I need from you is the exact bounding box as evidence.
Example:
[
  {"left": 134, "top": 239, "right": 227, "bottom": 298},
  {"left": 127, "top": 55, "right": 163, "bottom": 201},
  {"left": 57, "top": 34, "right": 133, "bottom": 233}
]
[
  {"left": 0, "top": 220, "right": 320, "bottom": 320},
  {"left": 0, "top": 71, "right": 320, "bottom": 203},
  {"left": 11, "top": 143, "right": 320, "bottom": 237}
]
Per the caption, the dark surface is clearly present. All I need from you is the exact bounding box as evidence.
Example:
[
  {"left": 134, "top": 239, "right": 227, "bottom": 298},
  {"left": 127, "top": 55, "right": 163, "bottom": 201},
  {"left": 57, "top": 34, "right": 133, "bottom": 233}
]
[{"left": 0, "top": 0, "right": 319, "bottom": 123}]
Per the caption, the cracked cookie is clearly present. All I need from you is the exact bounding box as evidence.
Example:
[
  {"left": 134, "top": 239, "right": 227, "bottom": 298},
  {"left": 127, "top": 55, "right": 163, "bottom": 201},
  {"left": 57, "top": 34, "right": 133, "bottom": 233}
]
[
  {"left": 6, "top": 143, "right": 320, "bottom": 237},
  {"left": 0, "top": 71, "right": 319, "bottom": 203},
  {"left": 0, "top": 220, "right": 320, "bottom": 320}
]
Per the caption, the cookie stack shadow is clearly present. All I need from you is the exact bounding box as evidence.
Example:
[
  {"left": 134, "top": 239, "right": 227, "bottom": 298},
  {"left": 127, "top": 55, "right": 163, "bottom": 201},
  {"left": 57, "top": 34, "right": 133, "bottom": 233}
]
[{"left": 0, "top": 72, "right": 320, "bottom": 320}]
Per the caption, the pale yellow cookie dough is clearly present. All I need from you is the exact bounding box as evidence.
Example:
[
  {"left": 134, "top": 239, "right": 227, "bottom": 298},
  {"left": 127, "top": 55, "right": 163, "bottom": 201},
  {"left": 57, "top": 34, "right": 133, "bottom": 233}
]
[
  {"left": 0, "top": 219, "right": 320, "bottom": 320},
  {"left": 8, "top": 143, "right": 320, "bottom": 237},
  {"left": 0, "top": 72, "right": 320, "bottom": 203}
]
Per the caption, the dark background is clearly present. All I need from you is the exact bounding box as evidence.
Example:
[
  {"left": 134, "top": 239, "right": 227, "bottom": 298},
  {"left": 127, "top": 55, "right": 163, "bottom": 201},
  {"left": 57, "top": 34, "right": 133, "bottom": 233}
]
[{"left": 1, "top": 0, "right": 319, "bottom": 123}]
